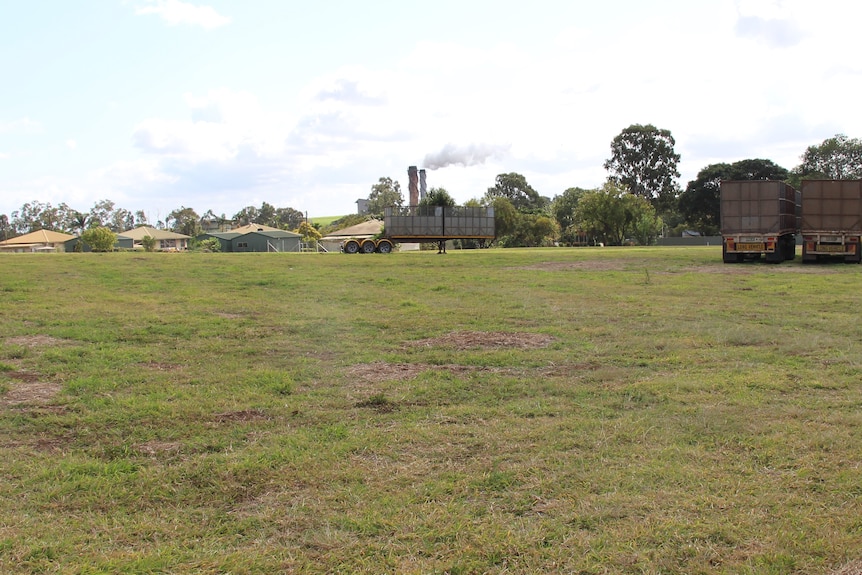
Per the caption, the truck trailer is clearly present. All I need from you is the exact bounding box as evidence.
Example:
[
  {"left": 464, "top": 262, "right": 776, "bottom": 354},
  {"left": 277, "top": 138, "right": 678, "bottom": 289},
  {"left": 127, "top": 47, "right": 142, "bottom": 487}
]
[
  {"left": 720, "top": 180, "right": 798, "bottom": 263},
  {"left": 800, "top": 179, "right": 862, "bottom": 263},
  {"left": 341, "top": 205, "right": 496, "bottom": 254}
]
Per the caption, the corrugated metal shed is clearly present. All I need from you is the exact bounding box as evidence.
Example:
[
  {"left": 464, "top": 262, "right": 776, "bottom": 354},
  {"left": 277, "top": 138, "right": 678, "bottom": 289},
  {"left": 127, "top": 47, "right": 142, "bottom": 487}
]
[{"left": 232, "top": 230, "right": 301, "bottom": 253}]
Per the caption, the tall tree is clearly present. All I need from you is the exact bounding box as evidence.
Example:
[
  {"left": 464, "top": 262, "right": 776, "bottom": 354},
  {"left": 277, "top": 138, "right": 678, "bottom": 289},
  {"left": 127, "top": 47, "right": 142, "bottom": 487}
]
[
  {"left": 551, "top": 187, "right": 588, "bottom": 233},
  {"left": 793, "top": 133, "right": 862, "bottom": 180},
  {"left": 233, "top": 206, "right": 260, "bottom": 226},
  {"left": 604, "top": 124, "right": 681, "bottom": 212},
  {"left": 574, "top": 181, "right": 662, "bottom": 246},
  {"left": 679, "top": 159, "right": 788, "bottom": 235},
  {"left": 419, "top": 187, "right": 456, "bottom": 208},
  {"left": 258, "top": 202, "right": 277, "bottom": 227},
  {"left": 11, "top": 201, "right": 51, "bottom": 233},
  {"left": 88, "top": 199, "right": 116, "bottom": 228},
  {"left": 0, "top": 214, "right": 13, "bottom": 240},
  {"left": 168, "top": 206, "right": 201, "bottom": 237},
  {"left": 274, "top": 207, "right": 305, "bottom": 230},
  {"left": 483, "top": 173, "right": 545, "bottom": 213},
  {"left": 366, "top": 177, "right": 403, "bottom": 218}
]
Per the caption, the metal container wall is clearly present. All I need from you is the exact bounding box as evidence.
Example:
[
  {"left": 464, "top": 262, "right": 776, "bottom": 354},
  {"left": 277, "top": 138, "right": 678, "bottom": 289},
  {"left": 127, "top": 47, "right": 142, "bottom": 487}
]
[
  {"left": 384, "top": 206, "right": 495, "bottom": 239},
  {"left": 720, "top": 180, "right": 797, "bottom": 235},
  {"left": 800, "top": 180, "right": 862, "bottom": 232}
]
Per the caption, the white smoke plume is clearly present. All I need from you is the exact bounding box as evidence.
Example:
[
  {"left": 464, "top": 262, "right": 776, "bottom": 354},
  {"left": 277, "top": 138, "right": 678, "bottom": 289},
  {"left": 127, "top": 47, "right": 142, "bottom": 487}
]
[{"left": 422, "top": 143, "right": 510, "bottom": 170}]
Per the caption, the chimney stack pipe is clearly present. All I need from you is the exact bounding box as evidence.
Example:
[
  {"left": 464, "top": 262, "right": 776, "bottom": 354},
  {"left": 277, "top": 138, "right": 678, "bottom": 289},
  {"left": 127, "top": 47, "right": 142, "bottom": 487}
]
[{"left": 408, "top": 166, "right": 419, "bottom": 206}]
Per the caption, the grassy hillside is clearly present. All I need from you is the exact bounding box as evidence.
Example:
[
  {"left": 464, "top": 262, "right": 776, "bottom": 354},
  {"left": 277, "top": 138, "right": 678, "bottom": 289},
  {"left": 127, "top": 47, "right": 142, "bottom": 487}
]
[
  {"left": 1, "top": 247, "right": 861, "bottom": 574},
  {"left": 310, "top": 214, "right": 348, "bottom": 228}
]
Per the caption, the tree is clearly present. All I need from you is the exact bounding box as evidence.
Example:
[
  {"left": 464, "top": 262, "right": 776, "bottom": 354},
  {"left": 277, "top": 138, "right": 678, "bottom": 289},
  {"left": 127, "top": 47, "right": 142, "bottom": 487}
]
[
  {"left": 604, "top": 124, "right": 681, "bottom": 212},
  {"left": 168, "top": 206, "right": 201, "bottom": 237},
  {"left": 551, "top": 187, "right": 588, "bottom": 234},
  {"left": 574, "top": 181, "right": 662, "bottom": 246},
  {"left": 141, "top": 235, "right": 157, "bottom": 252},
  {"left": 678, "top": 159, "right": 789, "bottom": 235},
  {"left": 80, "top": 226, "right": 117, "bottom": 252},
  {"left": 367, "top": 177, "right": 403, "bottom": 218},
  {"left": 793, "top": 134, "right": 862, "bottom": 181},
  {"left": 273, "top": 207, "right": 305, "bottom": 230},
  {"left": 419, "top": 187, "right": 456, "bottom": 208},
  {"left": 258, "top": 202, "right": 277, "bottom": 227},
  {"left": 490, "top": 197, "right": 519, "bottom": 238},
  {"left": 295, "top": 221, "right": 322, "bottom": 243},
  {"left": 0, "top": 214, "right": 13, "bottom": 241},
  {"left": 233, "top": 206, "right": 260, "bottom": 226},
  {"left": 484, "top": 173, "right": 545, "bottom": 213},
  {"left": 11, "top": 201, "right": 53, "bottom": 233},
  {"left": 88, "top": 199, "right": 116, "bottom": 229}
]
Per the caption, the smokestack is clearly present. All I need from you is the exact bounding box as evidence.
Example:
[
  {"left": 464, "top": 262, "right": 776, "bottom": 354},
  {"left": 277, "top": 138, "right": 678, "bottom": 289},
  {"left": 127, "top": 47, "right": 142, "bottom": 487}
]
[
  {"left": 419, "top": 169, "right": 427, "bottom": 200},
  {"left": 408, "top": 165, "right": 419, "bottom": 206}
]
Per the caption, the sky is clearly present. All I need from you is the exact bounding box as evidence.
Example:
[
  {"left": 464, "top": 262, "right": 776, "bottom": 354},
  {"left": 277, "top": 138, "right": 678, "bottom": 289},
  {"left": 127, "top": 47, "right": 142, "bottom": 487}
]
[{"left": 2, "top": 0, "right": 862, "bottom": 224}]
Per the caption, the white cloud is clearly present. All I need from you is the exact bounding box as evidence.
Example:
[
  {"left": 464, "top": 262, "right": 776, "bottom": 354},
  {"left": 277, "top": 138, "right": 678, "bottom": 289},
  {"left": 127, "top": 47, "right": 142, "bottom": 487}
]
[
  {"left": 0, "top": 117, "right": 41, "bottom": 134},
  {"left": 135, "top": 0, "right": 230, "bottom": 29},
  {"left": 66, "top": 139, "right": 78, "bottom": 150}
]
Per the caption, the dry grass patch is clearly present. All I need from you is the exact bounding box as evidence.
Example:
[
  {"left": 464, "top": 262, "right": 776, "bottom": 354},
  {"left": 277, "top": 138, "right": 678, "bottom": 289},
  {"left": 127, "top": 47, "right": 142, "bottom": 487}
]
[
  {"left": 412, "top": 330, "right": 554, "bottom": 350},
  {"left": 4, "top": 335, "right": 70, "bottom": 348},
  {"left": 833, "top": 559, "right": 862, "bottom": 575},
  {"left": 0, "top": 381, "right": 62, "bottom": 407}
]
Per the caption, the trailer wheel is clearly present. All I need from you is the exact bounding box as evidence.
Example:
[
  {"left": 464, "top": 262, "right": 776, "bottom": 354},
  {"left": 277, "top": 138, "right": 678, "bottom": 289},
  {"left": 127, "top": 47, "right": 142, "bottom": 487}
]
[
  {"left": 376, "top": 239, "right": 393, "bottom": 253},
  {"left": 784, "top": 236, "right": 796, "bottom": 260},
  {"left": 360, "top": 239, "right": 377, "bottom": 253},
  {"left": 343, "top": 240, "right": 360, "bottom": 254},
  {"left": 722, "top": 244, "right": 742, "bottom": 263}
]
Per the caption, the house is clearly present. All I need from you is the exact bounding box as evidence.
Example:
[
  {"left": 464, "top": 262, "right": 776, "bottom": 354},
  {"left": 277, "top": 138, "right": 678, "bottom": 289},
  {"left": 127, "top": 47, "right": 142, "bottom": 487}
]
[
  {"left": 120, "top": 226, "right": 191, "bottom": 251},
  {"left": 0, "top": 229, "right": 75, "bottom": 253}
]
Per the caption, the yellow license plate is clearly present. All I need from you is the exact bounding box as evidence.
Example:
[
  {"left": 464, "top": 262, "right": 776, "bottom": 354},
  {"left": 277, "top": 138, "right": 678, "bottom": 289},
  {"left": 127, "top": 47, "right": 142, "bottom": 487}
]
[
  {"left": 817, "top": 244, "right": 845, "bottom": 253},
  {"left": 736, "top": 243, "right": 764, "bottom": 251}
]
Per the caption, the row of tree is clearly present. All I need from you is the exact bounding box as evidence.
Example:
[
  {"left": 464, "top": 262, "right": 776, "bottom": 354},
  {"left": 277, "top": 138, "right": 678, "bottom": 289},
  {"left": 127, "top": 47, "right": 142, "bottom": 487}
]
[
  {"left": 4, "top": 129, "right": 860, "bottom": 246},
  {"left": 0, "top": 200, "right": 310, "bottom": 242}
]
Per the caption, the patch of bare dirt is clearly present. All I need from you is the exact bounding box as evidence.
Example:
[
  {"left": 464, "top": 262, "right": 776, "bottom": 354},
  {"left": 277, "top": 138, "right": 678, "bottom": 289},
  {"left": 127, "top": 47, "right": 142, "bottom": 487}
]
[
  {"left": 412, "top": 331, "right": 554, "bottom": 350},
  {"left": 832, "top": 559, "right": 862, "bottom": 575},
  {"left": 682, "top": 264, "right": 838, "bottom": 274},
  {"left": 139, "top": 361, "right": 183, "bottom": 371},
  {"left": 213, "top": 409, "right": 269, "bottom": 424},
  {"left": 5, "top": 335, "right": 69, "bottom": 348},
  {"left": 514, "top": 261, "right": 625, "bottom": 272},
  {"left": 135, "top": 441, "right": 183, "bottom": 456},
  {"left": 346, "top": 362, "right": 481, "bottom": 384},
  {"left": 1, "top": 381, "right": 62, "bottom": 407}
]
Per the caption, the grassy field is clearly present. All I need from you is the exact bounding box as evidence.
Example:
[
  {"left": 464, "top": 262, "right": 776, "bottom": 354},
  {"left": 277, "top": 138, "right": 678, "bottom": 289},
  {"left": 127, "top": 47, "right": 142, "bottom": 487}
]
[{"left": 1, "top": 247, "right": 861, "bottom": 574}]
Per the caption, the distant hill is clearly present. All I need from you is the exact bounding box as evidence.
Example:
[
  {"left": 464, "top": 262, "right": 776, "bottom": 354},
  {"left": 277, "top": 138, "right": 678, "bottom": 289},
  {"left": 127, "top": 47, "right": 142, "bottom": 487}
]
[{"left": 310, "top": 215, "right": 347, "bottom": 227}]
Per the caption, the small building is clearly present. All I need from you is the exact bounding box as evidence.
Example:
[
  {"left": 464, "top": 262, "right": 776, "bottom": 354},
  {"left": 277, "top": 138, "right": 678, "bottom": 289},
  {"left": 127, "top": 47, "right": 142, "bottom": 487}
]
[
  {"left": 64, "top": 234, "right": 134, "bottom": 252},
  {"left": 0, "top": 229, "right": 75, "bottom": 253},
  {"left": 120, "top": 226, "right": 191, "bottom": 251},
  {"left": 196, "top": 232, "right": 241, "bottom": 252},
  {"left": 232, "top": 229, "right": 301, "bottom": 252}
]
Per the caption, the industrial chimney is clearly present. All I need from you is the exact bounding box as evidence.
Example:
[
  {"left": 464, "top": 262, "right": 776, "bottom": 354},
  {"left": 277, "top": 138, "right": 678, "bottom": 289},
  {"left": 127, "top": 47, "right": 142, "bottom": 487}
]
[
  {"left": 408, "top": 166, "right": 419, "bottom": 206},
  {"left": 419, "top": 169, "right": 427, "bottom": 201}
]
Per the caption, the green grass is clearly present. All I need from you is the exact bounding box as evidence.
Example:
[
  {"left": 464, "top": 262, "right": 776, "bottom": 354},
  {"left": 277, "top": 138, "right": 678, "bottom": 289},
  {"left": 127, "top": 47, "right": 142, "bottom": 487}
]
[
  {"left": 1, "top": 247, "right": 861, "bottom": 574},
  {"left": 310, "top": 214, "right": 348, "bottom": 228}
]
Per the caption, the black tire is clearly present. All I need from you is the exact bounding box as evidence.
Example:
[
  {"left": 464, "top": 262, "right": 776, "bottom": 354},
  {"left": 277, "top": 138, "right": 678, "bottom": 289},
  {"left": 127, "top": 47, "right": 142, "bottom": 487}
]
[
  {"left": 343, "top": 240, "right": 359, "bottom": 254},
  {"left": 376, "top": 240, "right": 393, "bottom": 253},
  {"left": 722, "top": 244, "right": 741, "bottom": 263},
  {"left": 360, "top": 240, "right": 377, "bottom": 253}
]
